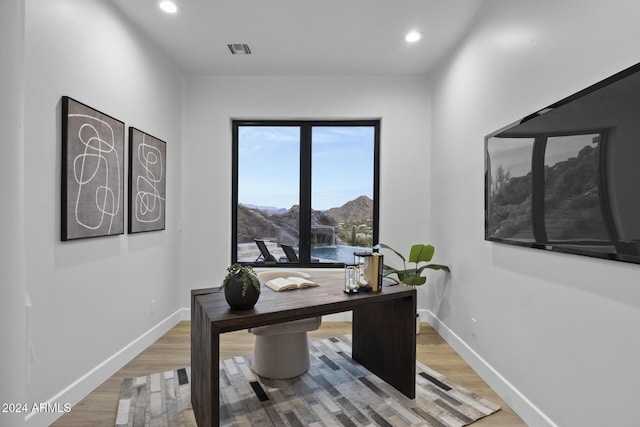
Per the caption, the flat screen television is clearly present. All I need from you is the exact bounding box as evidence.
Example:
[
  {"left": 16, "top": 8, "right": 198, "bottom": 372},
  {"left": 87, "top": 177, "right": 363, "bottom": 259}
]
[{"left": 485, "top": 62, "right": 640, "bottom": 264}]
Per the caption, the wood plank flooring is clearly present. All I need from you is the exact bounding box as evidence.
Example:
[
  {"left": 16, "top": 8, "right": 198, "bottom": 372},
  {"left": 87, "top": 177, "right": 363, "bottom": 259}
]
[{"left": 52, "top": 321, "right": 526, "bottom": 426}]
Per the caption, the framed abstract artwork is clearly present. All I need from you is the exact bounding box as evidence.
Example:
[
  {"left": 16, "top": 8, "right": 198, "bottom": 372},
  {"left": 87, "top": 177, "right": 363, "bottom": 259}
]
[
  {"left": 128, "top": 127, "right": 166, "bottom": 233},
  {"left": 61, "top": 96, "right": 125, "bottom": 241}
]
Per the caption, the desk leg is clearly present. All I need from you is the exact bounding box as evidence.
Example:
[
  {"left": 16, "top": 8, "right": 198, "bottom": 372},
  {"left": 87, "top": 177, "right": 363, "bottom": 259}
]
[
  {"left": 352, "top": 294, "right": 416, "bottom": 398},
  {"left": 192, "top": 300, "right": 220, "bottom": 427}
]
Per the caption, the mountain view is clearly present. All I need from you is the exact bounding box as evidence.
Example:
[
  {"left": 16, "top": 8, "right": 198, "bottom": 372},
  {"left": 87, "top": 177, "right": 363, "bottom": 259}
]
[{"left": 238, "top": 195, "right": 373, "bottom": 247}]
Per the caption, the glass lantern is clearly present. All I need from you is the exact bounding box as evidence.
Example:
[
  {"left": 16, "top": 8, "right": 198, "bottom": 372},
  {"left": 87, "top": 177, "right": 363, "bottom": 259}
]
[
  {"left": 354, "top": 251, "right": 372, "bottom": 289},
  {"left": 344, "top": 264, "right": 359, "bottom": 293}
]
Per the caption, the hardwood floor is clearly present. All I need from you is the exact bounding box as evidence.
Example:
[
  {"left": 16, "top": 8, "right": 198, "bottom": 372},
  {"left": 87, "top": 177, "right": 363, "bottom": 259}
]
[{"left": 52, "top": 321, "right": 526, "bottom": 426}]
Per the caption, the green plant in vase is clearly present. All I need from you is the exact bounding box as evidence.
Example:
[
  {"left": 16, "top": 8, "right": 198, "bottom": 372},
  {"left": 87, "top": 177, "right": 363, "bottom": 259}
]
[
  {"left": 220, "top": 263, "right": 261, "bottom": 310},
  {"left": 379, "top": 243, "right": 450, "bottom": 286}
]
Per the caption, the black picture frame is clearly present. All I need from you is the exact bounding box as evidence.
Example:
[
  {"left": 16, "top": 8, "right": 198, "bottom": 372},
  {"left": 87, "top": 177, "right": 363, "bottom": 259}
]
[
  {"left": 128, "top": 127, "right": 167, "bottom": 234},
  {"left": 61, "top": 96, "right": 125, "bottom": 241}
]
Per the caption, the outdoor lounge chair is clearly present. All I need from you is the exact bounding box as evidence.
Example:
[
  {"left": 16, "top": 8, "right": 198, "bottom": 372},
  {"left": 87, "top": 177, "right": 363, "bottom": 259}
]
[
  {"left": 281, "top": 244, "right": 299, "bottom": 262},
  {"left": 253, "top": 239, "right": 278, "bottom": 263},
  {"left": 279, "top": 244, "right": 320, "bottom": 263}
]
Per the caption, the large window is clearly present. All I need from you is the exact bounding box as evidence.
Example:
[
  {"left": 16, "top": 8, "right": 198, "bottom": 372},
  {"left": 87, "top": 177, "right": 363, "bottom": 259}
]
[{"left": 232, "top": 120, "right": 380, "bottom": 266}]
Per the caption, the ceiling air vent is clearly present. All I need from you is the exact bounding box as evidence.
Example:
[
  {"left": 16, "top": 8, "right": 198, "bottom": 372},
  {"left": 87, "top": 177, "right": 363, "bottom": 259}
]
[{"left": 227, "top": 43, "right": 252, "bottom": 55}]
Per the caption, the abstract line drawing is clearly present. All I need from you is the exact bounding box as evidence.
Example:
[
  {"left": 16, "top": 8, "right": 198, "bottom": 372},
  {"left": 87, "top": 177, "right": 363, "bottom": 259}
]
[
  {"left": 128, "top": 127, "right": 166, "bottom": 233},
  {"left": 62, "top": 97, "right": 124, "bottom": 241}
]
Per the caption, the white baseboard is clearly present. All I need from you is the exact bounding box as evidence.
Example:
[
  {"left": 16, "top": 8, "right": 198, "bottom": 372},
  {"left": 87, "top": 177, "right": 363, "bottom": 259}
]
[
  {"left": 419, "top": 309, "right": 558, "bottom": 427},
  {"left": 26, "top": 308, "right": 187, "bottom": 427}
]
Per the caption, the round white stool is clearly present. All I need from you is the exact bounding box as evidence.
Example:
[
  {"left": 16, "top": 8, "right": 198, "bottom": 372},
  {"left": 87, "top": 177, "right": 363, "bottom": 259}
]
[
  {"left": 251, "top": 316, "right": 322, "bottom": 379},
  {"left": 251, "top": 270, "right": 322, "bottom": 379}
]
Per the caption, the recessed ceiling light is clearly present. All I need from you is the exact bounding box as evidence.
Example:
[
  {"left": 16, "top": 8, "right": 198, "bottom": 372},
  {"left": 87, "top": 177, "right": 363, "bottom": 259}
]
[
  {"left": 405, "top": 31, "right": 422, "bottom": 43},
  {"left": 159, "top": 0, "right": 178, "bottom": 14}
]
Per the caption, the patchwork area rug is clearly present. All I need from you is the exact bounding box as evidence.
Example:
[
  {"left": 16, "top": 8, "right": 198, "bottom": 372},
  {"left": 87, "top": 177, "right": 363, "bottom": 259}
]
[{"left": 116, "top": 335, "right": 500, "bottom": 426}]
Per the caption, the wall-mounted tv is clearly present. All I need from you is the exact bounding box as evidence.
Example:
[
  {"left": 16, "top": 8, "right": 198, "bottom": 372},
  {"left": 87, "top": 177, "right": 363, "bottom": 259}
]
[{"left": 485, "top": 62, "right": 640, "bottom": 264}]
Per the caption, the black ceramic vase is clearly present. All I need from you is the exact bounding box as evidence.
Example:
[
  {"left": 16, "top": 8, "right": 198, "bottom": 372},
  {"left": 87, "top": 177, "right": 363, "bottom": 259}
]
[{"left": 223, "top": 273, "right": 260, "bottom": 310}]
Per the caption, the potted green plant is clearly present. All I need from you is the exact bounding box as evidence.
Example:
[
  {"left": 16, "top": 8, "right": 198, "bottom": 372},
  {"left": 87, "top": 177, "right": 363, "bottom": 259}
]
[
  {"left": 220, "top": 263, "right": 261, "bottom": 310},
  {"left": 379, "top": 243, "right": 450, "bottom": 286},
  {"left": 379, "top": 243, "right": 450, "bottom": 334}
]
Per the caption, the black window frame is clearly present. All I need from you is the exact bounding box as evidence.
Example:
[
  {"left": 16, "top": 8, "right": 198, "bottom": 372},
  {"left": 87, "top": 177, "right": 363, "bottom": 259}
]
[{"left": 231, "top": 119, "right": 380, "bottom": 267}]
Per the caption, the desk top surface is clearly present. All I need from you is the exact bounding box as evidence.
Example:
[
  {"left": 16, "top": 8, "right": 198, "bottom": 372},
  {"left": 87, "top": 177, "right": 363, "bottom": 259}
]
[{"left": 192, "top": 272, "right": 416, "bottom": 332}]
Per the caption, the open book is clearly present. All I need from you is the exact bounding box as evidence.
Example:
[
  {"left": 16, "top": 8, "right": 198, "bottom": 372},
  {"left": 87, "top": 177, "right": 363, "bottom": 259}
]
[{"left": 264, "top": 277, "right": 318, "bottom": 292}]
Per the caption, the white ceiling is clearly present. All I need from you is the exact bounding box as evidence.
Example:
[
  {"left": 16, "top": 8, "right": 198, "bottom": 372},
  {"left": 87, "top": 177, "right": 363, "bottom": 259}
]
[{"left": 111, "top": 0, "right": 487, "bottom": 76}]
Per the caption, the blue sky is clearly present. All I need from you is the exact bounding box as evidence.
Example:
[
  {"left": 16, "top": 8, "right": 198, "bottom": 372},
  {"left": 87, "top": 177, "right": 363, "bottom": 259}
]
[{"left": 238, "top": 126, "right": 374, "bottom": 211}]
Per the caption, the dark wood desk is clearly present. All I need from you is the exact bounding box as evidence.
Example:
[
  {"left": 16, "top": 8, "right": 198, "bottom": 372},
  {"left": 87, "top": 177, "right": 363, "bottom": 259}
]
[{"left": 191, "top": 275, "right": 416, "bottom": 427}]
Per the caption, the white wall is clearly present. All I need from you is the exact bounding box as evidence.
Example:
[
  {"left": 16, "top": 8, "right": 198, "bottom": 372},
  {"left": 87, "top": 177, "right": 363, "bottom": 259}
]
[
  {"left": 180, "top": 76, "right": 432, "bottom": 303},
  {"left": 0, "top": 1, "right": 27, "bottom": 426},
  {"left": 428, "top": 1, "right": 640, "bottom": 426},
  {"left": 22, "top": 1, "right": 183, "bottom": 425},
  {"left": 13, "top": 1, "right": 640, "bottom": 426}
]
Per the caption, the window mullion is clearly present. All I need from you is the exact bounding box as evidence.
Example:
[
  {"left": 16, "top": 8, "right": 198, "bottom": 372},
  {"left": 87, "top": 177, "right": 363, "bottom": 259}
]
[{"left": 298, "top": 124, "right": 312, "bottom": 264}]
